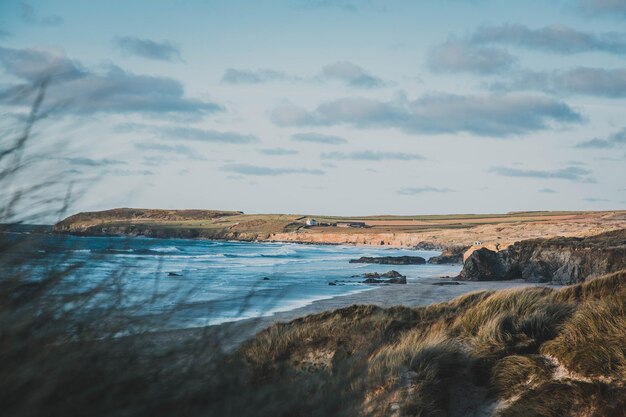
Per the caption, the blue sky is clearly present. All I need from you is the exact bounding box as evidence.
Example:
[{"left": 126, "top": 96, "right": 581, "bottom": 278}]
[{"left": 1, "top": 0, "right": 625, "bottom": 217}]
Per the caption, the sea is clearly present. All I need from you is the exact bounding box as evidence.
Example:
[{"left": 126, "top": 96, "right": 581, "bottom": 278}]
[{"left": 3, "top": 229, "right": 461, "bottom": 329}]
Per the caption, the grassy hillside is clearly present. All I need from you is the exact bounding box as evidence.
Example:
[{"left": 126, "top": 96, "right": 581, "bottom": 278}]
[
  {"left": 53, "top": 208, "right": 306, "bottom": 240},
  {"left": 56, "top": 208, "right": 598, "bottom": 226},
  {"left": 312, "top": 210, "right": 589, "bottom": 221}
]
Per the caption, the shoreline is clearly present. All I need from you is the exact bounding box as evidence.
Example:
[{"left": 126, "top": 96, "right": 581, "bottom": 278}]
[
  {"left": 151, "top": 274, "right": 543, "bottom": 351},
  {"left": 46, "top": 230, "right": 433, "bottom": 253}
]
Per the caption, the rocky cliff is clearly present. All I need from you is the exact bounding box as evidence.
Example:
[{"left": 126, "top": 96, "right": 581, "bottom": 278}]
[
  {"left": 457, "top": 229, "right": 626, "bottom": 284},
  {"left": 53, "top": 222, "right": 264, "bottom": 241}
]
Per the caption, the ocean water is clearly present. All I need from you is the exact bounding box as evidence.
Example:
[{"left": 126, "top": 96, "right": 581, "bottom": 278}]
[{"left": 5, "top": 232, "right": 461, "bottom": 328}]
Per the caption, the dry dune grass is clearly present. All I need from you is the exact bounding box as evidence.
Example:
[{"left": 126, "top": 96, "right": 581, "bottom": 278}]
[
  {"left": 235, "top": 270, "right": 626, "bottom": 417},
  {"left": 542, "top": 304, "right": 626, "bottom": 380},
  {"left": 555, "top": 269, "right": 626, "bottom": 303}
]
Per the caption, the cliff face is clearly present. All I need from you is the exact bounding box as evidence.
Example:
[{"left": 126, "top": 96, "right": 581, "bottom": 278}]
[
  {"left": 457, "top": 229, "right": 626, "bottom": 284},
  {"left": 53, "top": 222, "right": 265, "bottom": 241}
]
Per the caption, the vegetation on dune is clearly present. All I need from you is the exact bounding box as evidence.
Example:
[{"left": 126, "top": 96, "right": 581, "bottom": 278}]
[{"left": 232, "top": 270, "right": 626, "bottom": 417}]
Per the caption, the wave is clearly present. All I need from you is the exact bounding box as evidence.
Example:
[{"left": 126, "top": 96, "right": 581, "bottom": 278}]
[
  {"left": 150, "top": 246, "right": 183, "bottom": 253},
  {"left": 217, "top": 258, "right": 301, "bottom": 267},
  {"left": 223, "top": 247, "right": 299, "bottom": 259},
  {"left": 90, "top": 248, "right": 179, "bottom": 256},
  {"left": 181, "top": 253, "right": 225, "bottom": 259}
]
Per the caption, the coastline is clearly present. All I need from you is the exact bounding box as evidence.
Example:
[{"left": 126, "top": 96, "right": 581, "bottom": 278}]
[
  {"left": 52, "top": 209, "right": 626, "bottom": 255},
  {"left": 151, "top": 274, "right": 542, "bottom": 351},
  {"left": 42, "top": 227, "right": 626, "bottom": 353}
]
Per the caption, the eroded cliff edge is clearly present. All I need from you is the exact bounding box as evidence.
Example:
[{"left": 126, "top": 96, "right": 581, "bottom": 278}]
[{"left": 457, "top": 229, "right": 626, "bottom": 284}]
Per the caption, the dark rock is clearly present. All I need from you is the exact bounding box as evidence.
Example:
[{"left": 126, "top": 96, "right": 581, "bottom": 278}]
[
  {"left": 387, "top": 276, "right": 407, "bottom": 284},
  {"left": 262, "top": 277, "right": 270, "bottom": 280},
  {"left": 328, "top": 281, "right": 337, "bottom": 286},
  {"left": 362, "top": 270, "right": 405, "bottom": 279},
  {"left": 168, "top": 272, "right": 182, "bottom": 277},
  {"left": 456, "top": 229, "right": 626, "bottom": 284},
  {"left": 349, "top": 256, "right": 426, "bottom": 265},
  {"left": 428, "top": 254, "right": 462, "bottom": 264},
  {"left": 431, "top": 281, "right": 462, "bottom": 286},
  {"left": 457, "top": 248, "right": 509, "bottom": 281},
  {"left": 362, "top": 270, "right": 407, "bottom": 284},
  {"left": 427, "top": 246, "right": 468, "bottom": 264},
  {"left": 414, "top": 242, "right": 441, "bottom": 251},
  {"left": 381, "top": 270, "right": 404, "bottom": 279}
]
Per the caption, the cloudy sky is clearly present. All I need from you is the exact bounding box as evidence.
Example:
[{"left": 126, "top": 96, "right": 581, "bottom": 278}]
[{"left": 1, "top": 0, "right": 625, "bottom": 217}]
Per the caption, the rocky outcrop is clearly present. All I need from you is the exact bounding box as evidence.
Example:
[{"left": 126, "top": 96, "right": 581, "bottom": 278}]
[
  {"left": 349, "top": 256, "right": 426, "bottom": 265},
  {"left": 457, "top": 229, "right": 626, "bottom": 284},
  {"left": 413, "top": 242, "right": 441, "bottom": 251},
  {"left": 457, "top": 248, "right": 510, "bottom": 281},
  {"left": 427, "top": 246, "right": 468, "bottom": 264},
  {"left": 362, "top": 270, "right": 407, "bottom": 284},
  {"left": 362, "top": 270, "right": 404, "bottom": 279}
]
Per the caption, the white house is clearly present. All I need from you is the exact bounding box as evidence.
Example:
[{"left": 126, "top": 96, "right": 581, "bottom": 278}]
[{"left": 305, "top": 218, "right": 318, "bottom": 226}]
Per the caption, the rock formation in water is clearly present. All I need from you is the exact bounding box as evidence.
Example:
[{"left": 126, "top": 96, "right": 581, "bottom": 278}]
[
  {"left": 349, "top": 256, "right": 426, "bottom": 265},
  {"left": 457, "top": 229, "right": 626, "bottom": 284},
  {"left": 361, "top": 270, "right": 407, "bottom": 284}
]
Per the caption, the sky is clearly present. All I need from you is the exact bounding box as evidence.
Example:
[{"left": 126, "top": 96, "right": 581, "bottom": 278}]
[{"left": 1, "top": 0, "right": 625, "bottom": 218}]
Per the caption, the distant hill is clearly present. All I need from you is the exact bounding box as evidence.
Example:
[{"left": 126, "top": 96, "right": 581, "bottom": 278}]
[{"left": 53, "top": 208, "right": 626, "bottom": 250}]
